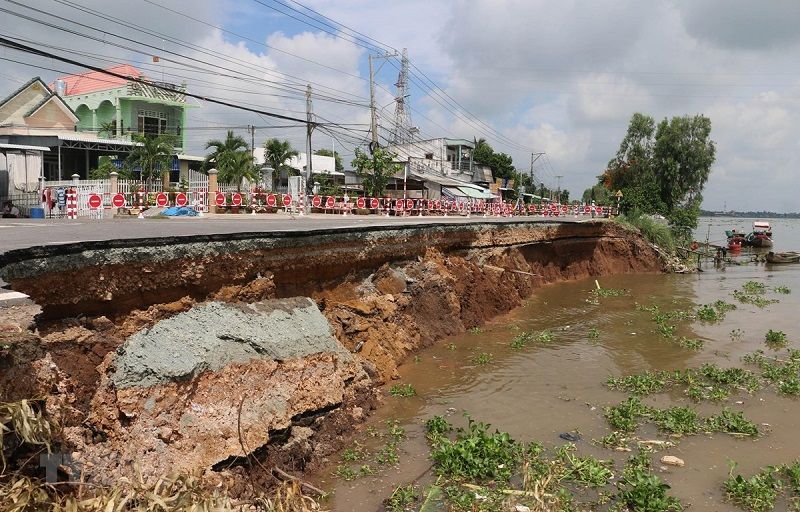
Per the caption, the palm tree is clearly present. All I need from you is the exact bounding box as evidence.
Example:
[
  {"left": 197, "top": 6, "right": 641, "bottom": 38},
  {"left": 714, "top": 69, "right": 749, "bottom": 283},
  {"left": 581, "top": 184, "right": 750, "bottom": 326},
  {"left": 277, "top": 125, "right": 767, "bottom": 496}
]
[
  {"left": 220, "top": 151, "right": 260, "bottom": 192},
  {"left": 263, "top": 138, "right": 298, "bottom": 191},
  {"left": 203, "top": 130, "right": 249, "bottom": 171},
  {"left": 99, "top": 121, "right": 117, "bottom": 139},
  {"left": 125, "top": 133, "right": 175, "bottom": 187}
]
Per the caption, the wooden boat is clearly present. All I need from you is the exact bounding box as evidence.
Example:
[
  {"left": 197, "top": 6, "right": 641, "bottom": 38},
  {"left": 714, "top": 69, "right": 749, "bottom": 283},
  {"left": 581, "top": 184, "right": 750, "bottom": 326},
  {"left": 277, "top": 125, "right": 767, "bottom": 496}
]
[
  {"left": 743, "top": 221, "right": 773, "bottom": 248},
  {"left": 766, "top": 251, "right": 800, "bottom": 264}
]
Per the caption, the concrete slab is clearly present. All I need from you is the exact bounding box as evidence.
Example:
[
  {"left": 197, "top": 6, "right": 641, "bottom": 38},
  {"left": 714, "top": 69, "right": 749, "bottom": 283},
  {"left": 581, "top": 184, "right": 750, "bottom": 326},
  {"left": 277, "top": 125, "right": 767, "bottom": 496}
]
[{"left": 112, "top": 297, "right": 350, "bottom": 389}]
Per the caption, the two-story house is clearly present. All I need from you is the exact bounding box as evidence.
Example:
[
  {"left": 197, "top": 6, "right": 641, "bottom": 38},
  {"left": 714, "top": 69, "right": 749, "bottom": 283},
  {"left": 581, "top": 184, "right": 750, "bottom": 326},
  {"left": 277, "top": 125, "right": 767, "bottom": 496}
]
[
  {"left": 383, "top": 137, "right": 494, "bottom": 201},
  {"left": 0, "top": 66, "right": 199, "bottom": 182},
  {"left": 56, "top": 64, "right": 191, "bottom": 151}
]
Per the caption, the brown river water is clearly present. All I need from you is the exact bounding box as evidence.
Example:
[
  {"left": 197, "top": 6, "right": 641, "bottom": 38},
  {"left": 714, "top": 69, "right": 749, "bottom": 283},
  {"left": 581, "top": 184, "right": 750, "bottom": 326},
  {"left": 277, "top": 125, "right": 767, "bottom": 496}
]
[{"left": 316, "top": 217, "right": 800, "bottom": 511}]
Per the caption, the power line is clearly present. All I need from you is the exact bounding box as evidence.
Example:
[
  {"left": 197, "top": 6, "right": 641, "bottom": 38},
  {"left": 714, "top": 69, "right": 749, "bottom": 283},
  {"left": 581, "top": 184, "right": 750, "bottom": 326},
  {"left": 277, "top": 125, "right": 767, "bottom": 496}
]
[
  {"left": 141, "top": 0, "right": 368, "bottom": 84},
  {"left": 244, "top": 0, "right": 533, "bottom": 152},
  {"left": 0, "top": 37, "right": 350, "bottom": 127},
  {"left": 6, "top": 0, "right": 369, "bottom": 104}
]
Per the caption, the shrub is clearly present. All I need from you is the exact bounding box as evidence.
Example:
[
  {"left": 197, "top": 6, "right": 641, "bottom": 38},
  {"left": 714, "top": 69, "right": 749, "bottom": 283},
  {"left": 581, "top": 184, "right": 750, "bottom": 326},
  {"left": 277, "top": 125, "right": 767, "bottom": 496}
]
[
  {"left": 615, "top": 212, "right": 676, "bottom": 253},
  {"left": 430, "top": 416, "right": 522, "bottom": 481},
  {"left": 389, "top": 384, "right": 417, "bottom": 397}
]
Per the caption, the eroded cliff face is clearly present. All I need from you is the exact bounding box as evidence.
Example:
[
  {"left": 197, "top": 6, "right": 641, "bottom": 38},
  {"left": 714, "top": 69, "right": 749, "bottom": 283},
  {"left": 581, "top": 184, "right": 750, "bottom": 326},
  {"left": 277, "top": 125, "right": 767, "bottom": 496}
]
[{"left": 0, "top": 221, "right": 661, "bottom": 489}]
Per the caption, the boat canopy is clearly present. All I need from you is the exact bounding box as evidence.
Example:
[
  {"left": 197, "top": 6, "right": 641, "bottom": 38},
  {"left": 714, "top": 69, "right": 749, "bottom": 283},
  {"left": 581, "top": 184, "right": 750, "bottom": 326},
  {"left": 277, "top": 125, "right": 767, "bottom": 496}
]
[{"left": 753, "top": 221, "right": 771, "bottom": 230}]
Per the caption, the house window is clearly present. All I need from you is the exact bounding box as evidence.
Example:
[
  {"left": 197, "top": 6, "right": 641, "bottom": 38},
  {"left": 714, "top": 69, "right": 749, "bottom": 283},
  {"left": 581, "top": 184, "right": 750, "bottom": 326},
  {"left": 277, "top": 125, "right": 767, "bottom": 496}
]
[{"left": 137, "top": 110, "right": 167, "bottom": 136}]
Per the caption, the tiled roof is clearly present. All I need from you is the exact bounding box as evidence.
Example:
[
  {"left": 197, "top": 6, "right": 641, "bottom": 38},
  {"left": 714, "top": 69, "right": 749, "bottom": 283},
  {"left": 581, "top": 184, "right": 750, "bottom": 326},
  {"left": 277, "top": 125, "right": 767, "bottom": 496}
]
[{"left": 54, "top": 65, "right": 142, "bottom": 96}]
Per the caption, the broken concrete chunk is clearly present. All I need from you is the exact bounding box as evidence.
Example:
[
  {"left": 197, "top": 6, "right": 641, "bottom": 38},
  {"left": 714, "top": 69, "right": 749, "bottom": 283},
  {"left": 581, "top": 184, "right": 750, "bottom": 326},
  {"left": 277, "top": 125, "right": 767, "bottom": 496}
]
[{"left": 112, "top": 298, "right": 350, "bottom": 388}]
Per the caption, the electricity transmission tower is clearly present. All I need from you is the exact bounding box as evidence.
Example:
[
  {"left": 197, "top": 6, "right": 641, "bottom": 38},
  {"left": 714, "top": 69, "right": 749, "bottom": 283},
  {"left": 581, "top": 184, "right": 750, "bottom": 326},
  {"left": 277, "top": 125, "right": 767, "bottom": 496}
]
[{"left": 389, "top": 48, "right": 414, "bottom": 145}]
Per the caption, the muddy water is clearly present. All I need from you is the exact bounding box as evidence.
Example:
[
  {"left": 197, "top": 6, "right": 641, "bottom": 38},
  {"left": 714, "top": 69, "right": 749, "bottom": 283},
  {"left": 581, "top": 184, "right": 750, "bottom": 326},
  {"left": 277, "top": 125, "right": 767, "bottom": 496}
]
[{"left": 318, "top": 217, "right": 800, "bottom": 511}]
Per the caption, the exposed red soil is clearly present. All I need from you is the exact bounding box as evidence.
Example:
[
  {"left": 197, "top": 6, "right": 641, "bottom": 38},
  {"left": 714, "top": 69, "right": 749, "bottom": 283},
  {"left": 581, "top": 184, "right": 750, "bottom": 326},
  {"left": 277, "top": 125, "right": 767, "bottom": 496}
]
[{"left": 0, "top": 221, "right": 661, "bottom": 489}]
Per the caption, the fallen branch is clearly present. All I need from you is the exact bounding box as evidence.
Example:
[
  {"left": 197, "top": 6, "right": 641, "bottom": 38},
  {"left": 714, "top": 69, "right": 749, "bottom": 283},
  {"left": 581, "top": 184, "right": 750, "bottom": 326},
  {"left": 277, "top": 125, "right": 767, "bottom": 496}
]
[
  {"left": 272, "top": 466, "right": 325, "bottom": 497},
  {"left": 462, "top": 482, "right": 544, "bottom": 497},
  {"left": 481, "top": 264, "right": 541, "bottom": 277}
]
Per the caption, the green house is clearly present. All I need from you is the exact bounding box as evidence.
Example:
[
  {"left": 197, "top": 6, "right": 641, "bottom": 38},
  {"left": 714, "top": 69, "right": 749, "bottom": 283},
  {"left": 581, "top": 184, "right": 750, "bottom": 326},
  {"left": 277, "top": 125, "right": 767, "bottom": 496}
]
[{"left": 55, "top": 64, "right": 192, "bottom": 151}]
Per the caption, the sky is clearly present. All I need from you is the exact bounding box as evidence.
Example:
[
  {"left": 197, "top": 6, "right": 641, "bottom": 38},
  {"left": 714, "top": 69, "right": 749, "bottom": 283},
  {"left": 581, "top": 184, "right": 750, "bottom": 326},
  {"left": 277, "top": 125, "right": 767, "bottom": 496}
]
[{"left": 1, "top": 0, "right": 799, "bottom": 212}]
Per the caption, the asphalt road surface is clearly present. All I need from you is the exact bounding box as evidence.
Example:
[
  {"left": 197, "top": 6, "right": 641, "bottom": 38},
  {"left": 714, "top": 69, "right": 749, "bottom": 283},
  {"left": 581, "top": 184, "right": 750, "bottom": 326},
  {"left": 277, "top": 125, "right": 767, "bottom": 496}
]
[{"left": 0, "top": 213, "right": 587, "bottom": 255}]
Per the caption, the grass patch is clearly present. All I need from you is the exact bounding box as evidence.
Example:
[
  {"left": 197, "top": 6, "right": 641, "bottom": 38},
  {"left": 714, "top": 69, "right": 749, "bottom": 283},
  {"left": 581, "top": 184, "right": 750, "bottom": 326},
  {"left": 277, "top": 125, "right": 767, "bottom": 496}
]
[
  {"left": 614, "top": 212, "right": 677, "bottom": 253},
  {"left": 471, "top": 352, "right": 494, "bottom": 365},
  {"left": 744, "top": 349, "right": 800, "bottom": 395},
  {"left": 765, "top": 329, "right": 788, "bottom": 349},
  {"left": 588, "top": 327, "right": 600, "bottom": 340},
  {"left": 607, "top": 364, "right": 760, "bottom": 401},
  {"left": 425, "top": 415, "right": 452, "bottom": 443},
  {"left": 725, "top": 462, "right": 782, "bottom": 512},
  {"left": 389, "top": 384, "right": 417, "bottom": 397},
  {"left": 385, "top": 484, "right": 418, "bottom": 512},
  {"left": 604, "top": 398, "right": 758, "bottom": 437},
  {"left": 774, "top": 286, "right": 791, "bottom": 294},
  {"left": 677, "top": 336, "right": 704, "bottom": 350},
  {"left": 607, "top": 371, "right": 671, "bottom": 396},
  {"left": 430, "top": 415, "right": 522, "bottom": 481},
  {"left": 703, "top": 409, "right": 759, "bottom": 437},
  {"left": 467, "top": 326, "right": 482, "bottom": 334},
  {"left": 733, "top": 283, "right": 780, "bottom": 308},
  {"left": 617, "top": 450, "right": 684, "bottom": 511},
  {"left": 557, "top": 443, "right": 614, "bottom": 487}
]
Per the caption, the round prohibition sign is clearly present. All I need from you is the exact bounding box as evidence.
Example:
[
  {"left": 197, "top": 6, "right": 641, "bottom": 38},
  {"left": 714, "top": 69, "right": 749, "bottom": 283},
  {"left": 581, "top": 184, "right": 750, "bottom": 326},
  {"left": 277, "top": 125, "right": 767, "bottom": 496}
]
[{"left": 88, "top": 194, "right": 102, "bottom": 209}]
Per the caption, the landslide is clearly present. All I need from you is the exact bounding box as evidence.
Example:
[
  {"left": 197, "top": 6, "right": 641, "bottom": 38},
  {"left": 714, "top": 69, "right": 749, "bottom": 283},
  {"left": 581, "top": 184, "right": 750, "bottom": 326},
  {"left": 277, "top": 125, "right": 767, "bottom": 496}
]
[{"left": 0, "top": 220, "right": 662, "bottom": 491}]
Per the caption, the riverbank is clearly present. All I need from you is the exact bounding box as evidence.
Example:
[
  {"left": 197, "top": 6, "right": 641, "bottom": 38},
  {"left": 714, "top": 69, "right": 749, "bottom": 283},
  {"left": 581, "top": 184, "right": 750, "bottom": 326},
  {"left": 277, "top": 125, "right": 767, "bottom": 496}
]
[{"left": 0, "top": 220, "right": 662, "bottom": 503}]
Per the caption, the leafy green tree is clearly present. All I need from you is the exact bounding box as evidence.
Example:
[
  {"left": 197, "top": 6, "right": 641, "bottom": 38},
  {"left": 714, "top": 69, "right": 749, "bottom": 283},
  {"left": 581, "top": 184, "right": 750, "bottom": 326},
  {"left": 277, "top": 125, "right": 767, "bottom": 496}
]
[
  {"left": 219, "top": 150, "right": 260, "bottom": 192},
  {"left": 314, "top": 148, "right": 343, "bottom": 172},
  {"left": 352, "top": 147, "right": 402, "bottom": 197},
  {"left": 203, "top": 130, "right": 249, "bottom": 171},
  {"left": 125, "top": 133, "right": 175, "bottom": 185},
  {"left": 473, "top": 138, "right": 515, "bottom": 180},
  {"left": 263, "top": 138, "right": 299, "bottom": 191},
  {"left": 90, "top": 155, "right": 131, "bottom": 179},
  {"left": 582, "top": 184, "right": 612, "bottom": 204},
  {"left": 315, "top": 172, "right": 341, "bottom": 196},
  {"left": 653, "top": 115, "right": 715, "bottom": 228},
  {"left": 603, "top": 112, "right": 715, "bottom": 233}
]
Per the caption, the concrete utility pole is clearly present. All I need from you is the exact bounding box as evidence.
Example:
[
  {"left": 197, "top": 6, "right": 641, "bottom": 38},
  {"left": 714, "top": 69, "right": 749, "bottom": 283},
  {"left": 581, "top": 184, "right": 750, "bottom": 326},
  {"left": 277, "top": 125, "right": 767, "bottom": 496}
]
[
  {"left": 248, "top": 125, "right": 255, "bottom": 153},
  {"left": 368, "top": 50, "right": 399, "bottom": 154},
  {"left": 530, "top": 152, "right": 544, "bottom": 195},
  {"left": 306, "top": 84, "right": 314, "bottom": 194}
]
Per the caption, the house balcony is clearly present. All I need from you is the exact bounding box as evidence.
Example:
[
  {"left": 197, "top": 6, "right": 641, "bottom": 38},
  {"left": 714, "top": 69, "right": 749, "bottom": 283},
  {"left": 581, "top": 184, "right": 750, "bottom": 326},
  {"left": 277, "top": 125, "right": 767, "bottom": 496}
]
[{"left": 126, "top": 80, "right": 186, "bottom": 103}]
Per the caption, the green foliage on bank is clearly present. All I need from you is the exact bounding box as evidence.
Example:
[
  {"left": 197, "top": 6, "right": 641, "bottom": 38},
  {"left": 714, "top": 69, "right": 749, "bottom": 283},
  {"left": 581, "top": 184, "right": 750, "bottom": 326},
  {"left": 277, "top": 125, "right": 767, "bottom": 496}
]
[
  {"left": 614, "top": 210, "right": 677, "bottom": 253},
  {"left": 591, "top": 112, "right": 716, "bottom": 240}
]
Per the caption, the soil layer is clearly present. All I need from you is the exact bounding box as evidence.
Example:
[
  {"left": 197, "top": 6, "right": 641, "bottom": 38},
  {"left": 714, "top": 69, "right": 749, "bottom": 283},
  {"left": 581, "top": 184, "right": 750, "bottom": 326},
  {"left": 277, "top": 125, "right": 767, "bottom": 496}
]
[{"left": 0, "top": 220, "right": 661, "bottom": 491}]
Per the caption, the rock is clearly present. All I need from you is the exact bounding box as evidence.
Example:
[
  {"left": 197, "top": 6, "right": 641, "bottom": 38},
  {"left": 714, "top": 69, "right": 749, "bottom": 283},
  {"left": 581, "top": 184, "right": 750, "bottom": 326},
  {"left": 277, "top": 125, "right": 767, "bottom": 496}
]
[
  {"left": 660, "top": 455, "right": 685, "bottom": 467},
  {"left": 515, "top": 506, "right": 532, "bottom": 512},
  {"left": 559, "top": 432, "right": 581, "bottom": 442}
]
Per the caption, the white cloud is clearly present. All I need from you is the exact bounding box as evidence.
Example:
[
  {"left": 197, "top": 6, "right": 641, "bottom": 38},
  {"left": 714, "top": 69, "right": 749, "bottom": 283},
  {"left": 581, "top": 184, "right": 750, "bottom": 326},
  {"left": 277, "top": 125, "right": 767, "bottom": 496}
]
[{"left": 3, "top": 0, "right": 800, "bottom": 211}]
